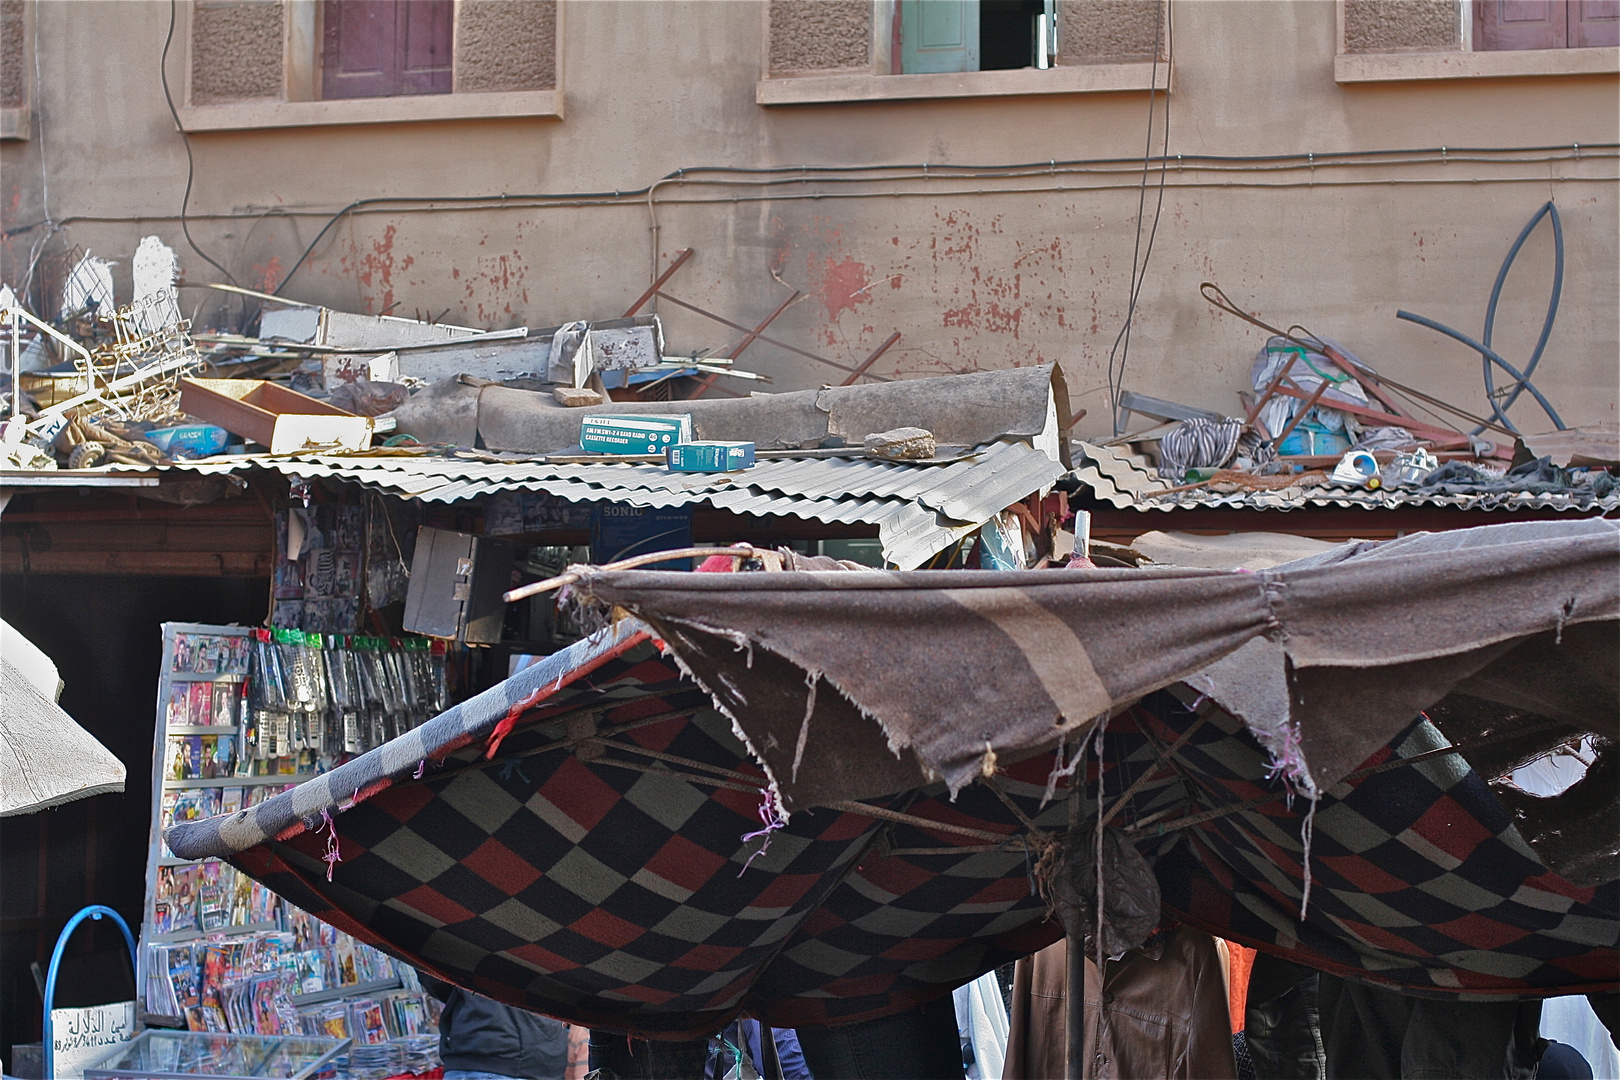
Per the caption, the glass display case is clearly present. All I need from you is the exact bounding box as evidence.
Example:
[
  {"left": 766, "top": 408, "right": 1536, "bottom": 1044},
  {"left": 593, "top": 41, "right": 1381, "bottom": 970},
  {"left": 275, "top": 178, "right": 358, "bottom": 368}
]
[{"left": 81, "top": 1029, "right": 349, "bottom": 1079}]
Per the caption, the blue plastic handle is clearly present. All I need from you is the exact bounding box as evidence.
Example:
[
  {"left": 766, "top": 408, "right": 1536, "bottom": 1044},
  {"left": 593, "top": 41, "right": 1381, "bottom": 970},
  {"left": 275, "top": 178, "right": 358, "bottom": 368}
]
[{"left": 42, "top": 904, "right": 138, "bottom": 1080}]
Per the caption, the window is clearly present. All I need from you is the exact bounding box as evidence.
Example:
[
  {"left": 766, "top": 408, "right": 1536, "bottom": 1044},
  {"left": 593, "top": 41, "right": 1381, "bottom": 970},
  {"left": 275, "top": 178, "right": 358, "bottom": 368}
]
[
  {"left": 322, "top": 0, "right": 453, "bottom": 100},
  {"left": 759, "top": 0, "right": 1167, "bottom": 106},
  {"left": 897, "top": 0, "right": 1057, "bottom": 75},
  {"left": 1474, "top": 0, "right": 1618, "bottom": 50},
  {"left": 1336, "top": 0, "right": 1619, "bottom": 82},
  {"left": 178, "top": 0, "right": 563, "bottom": 132}
]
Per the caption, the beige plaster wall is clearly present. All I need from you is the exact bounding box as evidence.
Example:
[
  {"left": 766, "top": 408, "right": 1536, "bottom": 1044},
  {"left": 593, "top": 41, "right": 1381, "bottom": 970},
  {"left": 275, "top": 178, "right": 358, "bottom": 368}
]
[
  {"left": 1, "top": 0, "right": 25, "bottom": 108},
  {"left": 1061, "top": 0, "right": 1166, "bottom": 63},
  {"left": 769, "top": 0, "right": 869, "bottom": 74},
  {"left": 2, "top": 0, "right": 1616, "bottom": 437},
  {"left": 456, "top": 0, "right": 557, "bottom": 92},
  {"left": 191, "top": 0, "right": 283, "bottom": 103},
  {"left": 1344, "top": 0, "right": 1457, "bottom": 53}
]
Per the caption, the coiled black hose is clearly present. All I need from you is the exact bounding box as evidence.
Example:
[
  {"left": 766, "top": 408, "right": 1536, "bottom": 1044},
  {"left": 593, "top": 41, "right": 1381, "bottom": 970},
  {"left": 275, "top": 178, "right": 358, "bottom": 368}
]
[{"left": 1397, "top": 201, "right": 1566, "bottom": 435}]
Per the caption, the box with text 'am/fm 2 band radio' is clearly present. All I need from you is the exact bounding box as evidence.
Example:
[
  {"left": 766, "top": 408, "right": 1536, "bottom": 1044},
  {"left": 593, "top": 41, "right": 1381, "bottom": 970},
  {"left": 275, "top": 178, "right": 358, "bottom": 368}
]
[{"left": 578, "top": 414, "right": 693, "bottom": 455}]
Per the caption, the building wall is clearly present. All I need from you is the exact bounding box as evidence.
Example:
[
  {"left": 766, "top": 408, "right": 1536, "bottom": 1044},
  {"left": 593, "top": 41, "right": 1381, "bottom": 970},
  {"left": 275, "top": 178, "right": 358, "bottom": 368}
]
[
  {"left": 1, "top": 0, "right": 1615, "bottom": 435},
  {"left": 1343, "top": 0, "right": 1457, "bottom": 53},
  {"left": 456, "top": 0, "right": 558, "bottom": 92},
  {"left": 768, "top": 0, "right": 869, "bottom": 74},
  {"left": 190, "top": 0, "right": 283, "bottom": 102}
]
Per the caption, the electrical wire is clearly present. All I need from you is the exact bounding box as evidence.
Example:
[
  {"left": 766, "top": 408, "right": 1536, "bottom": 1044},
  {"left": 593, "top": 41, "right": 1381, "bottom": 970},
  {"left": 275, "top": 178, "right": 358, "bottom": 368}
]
[
  {"left": 4, "top": 145, "right": 1610, "bottom": 238},
  {"left": 161, "top": 0, "right": 246, "bottom": 324},
  {"left": 1107, "top": 0, "right": 1173, "bottom": 436}
]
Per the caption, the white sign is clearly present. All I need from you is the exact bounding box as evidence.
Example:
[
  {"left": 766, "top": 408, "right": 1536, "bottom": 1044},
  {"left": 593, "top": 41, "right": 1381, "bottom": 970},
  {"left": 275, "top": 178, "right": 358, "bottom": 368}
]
[{"left": 50, "top": 1000, "right": 134, "bottom": 1079}]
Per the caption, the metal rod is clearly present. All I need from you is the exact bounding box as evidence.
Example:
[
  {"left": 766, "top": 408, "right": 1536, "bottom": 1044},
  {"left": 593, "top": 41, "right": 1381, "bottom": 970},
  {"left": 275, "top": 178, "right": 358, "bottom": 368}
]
[
  {"left": 9, "top": 312, "right": 18, "bottom": 420},
  {"left": 654, "top": 292, "right": 890, "bottom": 381},
  {"left": 502, "top": 545, "right": 770, "bottom": 603},
  {"left": 841, "top": 330, "right": 903, "bottom": 386},
  {"left": 1271, "top": 377, "right": 1332, "bottom": 448},
  {"left": 1065, "top": 781, "right": 1084, "bottom": 1079},
  {"left": 623, "top": 248, "right": 694, "bottom": 317},
  {"left": 689, "top": 289, "right": 800, "bottom": 399}
]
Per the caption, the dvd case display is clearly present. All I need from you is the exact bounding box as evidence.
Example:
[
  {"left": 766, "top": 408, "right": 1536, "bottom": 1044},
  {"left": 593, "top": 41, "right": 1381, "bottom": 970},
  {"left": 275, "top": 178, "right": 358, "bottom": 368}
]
[{"left": 141, "top": 623, "right": 439, "bottom": 1062}]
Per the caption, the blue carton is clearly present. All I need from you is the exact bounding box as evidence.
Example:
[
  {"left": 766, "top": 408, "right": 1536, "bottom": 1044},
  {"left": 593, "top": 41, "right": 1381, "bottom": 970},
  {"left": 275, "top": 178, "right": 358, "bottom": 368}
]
[
  {"left": 578, "top": 414, "right": 693, "bottom": 455},
  {"left": 143, "top": 424, "right": 232, "bottom": 459},
  {"left": 667, "top": 441, "right": 756, "bottom": 472}
]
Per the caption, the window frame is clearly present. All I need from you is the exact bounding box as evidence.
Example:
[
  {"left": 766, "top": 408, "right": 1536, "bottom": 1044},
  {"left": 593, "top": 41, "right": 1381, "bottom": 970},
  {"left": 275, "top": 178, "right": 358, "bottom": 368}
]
[
  {"left": 175, "top": 0, "right": 564, "bottom": 133},
  {"left": 1334, "top": 0, "right": 1618, "bottom": 84},
  {"left": 757, "top": 0, "right": 1169, "bottom": 106}
]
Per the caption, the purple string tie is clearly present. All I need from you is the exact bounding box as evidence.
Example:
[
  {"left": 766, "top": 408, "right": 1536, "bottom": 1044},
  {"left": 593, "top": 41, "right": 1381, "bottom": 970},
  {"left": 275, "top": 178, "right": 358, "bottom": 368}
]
[{"left": 738, "top": 796, "right": 785, "bottom": 876}]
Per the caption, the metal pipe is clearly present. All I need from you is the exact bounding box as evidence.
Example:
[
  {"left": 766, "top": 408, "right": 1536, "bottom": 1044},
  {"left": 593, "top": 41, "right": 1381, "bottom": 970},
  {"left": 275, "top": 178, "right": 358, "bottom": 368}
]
[
  {"left": 9, "top": 311, "right": 18, "bottom": 420},
  {"left": 842, "top": 331, "right": 903, "bottom": 386},
  {"left": 1065, "top": 781, "right": 1084, "bottom": 1079},
  {"left": 623, "top": 247, "right": 694, "bottom": 318}
]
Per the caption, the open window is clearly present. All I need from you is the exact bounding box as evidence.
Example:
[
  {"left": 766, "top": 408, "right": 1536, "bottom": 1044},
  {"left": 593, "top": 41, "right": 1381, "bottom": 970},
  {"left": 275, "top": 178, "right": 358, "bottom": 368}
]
[{"left": 897, "top": 0, "right": 1059, "bottom": 74}]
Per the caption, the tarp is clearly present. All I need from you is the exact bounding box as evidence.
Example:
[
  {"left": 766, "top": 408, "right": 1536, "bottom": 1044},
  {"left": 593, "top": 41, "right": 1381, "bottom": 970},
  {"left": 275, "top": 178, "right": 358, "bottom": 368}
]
[
  {"left": 1, "top": 620, "right": 126, "bottom": 816},
  {"left": 165, "top": 521, "right": 1619, "bottom": 1034},
  {"left": 569, "top": 519, "right": 1618, "bottom": 802}
]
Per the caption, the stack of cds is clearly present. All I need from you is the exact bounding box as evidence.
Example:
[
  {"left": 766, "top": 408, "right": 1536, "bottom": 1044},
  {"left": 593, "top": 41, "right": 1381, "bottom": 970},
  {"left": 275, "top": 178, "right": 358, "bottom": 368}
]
[
  {"left": 396, "top": 1034, "right": 440, "bottom": 1074},
  {"left": 345, "top": 1038, "right": 402, "bottom": 1080}
]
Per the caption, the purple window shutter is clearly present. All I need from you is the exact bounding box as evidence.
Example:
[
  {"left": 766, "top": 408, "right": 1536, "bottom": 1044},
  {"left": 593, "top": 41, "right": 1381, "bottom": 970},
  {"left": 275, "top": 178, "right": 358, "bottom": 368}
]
[
  {"left": 1571, "top": 0, "right": 1620, "bottom": 46},
  {"left": 323, "top": 0, "right": 453, "bottom": 99},
  {"left": 1475, "top": 0, "right": 1569, "bottom": 50},
  {"left": 323, "top": 0, "right": 398, "bottom": 99},
  {"left": 398, "top": 0, "right": 454, "bottom": 95}
]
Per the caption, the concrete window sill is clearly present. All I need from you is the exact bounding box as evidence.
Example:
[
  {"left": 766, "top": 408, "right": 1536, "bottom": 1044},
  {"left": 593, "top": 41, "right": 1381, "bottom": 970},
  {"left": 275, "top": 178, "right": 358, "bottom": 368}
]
[
  {"left": 176, "top": 89, "right": 564, "bottom": 132},
  {"left": 1336, "top": 46, "right": 1618, "bottom": 83},
  {"left": 757, "top": 62, "right": 1168, "bottom": 106},
  {"left": 1, "top": 105, "right": 28, "bottom": 141}
]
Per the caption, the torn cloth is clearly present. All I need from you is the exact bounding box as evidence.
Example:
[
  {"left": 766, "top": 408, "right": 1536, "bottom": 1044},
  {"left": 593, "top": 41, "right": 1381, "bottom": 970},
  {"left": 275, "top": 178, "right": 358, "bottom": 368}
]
[{"left": 572, "top": 520, "right": 1618, "bottom": 803}]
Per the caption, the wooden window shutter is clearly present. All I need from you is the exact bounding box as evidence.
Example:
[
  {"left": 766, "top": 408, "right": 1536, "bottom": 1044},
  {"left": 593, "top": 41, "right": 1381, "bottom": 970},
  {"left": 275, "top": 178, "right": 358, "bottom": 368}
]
[
  {"left": 322, "top": 0, "right": 453, "bottom": 100},
  {"left": 1571, "top": 0, "right": 1620, "bottom": 46},
  {"left": 398, "top": 1, "right": 454, "bottom": 95},
  {"left": 900, "top": 0, "right": 981, "bottom": 73},
  {"left": 1474, "top": 1, "right": 1569, "bottom": 50}
]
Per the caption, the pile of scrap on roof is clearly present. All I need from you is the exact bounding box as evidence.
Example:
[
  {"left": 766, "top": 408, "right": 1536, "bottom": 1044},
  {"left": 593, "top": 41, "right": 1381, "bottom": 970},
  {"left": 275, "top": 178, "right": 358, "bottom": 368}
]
[
  {"left": 3, "top": 240, "right": 1088, "bottom": 573},
  {"left": 1095, "top": 203, "right": 1616, "bottom": 513},
  {"left": 165, "top": 519, "right": 1619, "bottom": 1036}
]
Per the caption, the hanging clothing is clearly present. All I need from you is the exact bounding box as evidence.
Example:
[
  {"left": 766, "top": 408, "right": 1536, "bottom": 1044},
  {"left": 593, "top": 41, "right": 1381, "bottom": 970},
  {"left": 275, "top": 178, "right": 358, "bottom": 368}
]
[
  {"left": 954, "top": 970, "right": 1010, "bottom": 1079},
  {"left": 1002, "top": 927, "right": 1237, "bottom": 1080}
]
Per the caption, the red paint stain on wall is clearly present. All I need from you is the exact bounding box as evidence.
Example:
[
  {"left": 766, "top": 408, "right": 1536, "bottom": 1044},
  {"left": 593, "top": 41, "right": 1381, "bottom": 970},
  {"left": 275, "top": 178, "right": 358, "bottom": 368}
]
[
  {"left": 355, "top": 223, "right": 413, "bottom": 314},
  {"left": 814, "top": 255, "right": 872, "bottom": 321}
]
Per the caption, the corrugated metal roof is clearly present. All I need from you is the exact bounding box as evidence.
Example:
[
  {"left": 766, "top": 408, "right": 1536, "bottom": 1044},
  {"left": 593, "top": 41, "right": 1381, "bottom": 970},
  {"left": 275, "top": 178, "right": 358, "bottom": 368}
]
[
  {"left": 1073, "top": 442, "right": 1620, "bottom": 514},
  {"left": 96, "top": 441, "right": 1063, "bottom": 570}
]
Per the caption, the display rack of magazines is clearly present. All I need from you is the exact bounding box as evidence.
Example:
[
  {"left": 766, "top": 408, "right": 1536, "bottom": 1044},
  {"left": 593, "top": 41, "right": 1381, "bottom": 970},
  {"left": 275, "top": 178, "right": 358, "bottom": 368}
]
[{"left": 140, "top": 622, "right": 443, "bottom": 1065}]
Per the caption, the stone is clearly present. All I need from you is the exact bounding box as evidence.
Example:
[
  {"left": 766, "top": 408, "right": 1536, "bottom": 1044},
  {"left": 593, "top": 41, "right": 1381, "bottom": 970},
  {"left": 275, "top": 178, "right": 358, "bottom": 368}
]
[
  {"left": 554, "top": 387, "right": 605, "bottom": 408},
  {"left": 864, "top": 426, "right": 935, "bottom": 461}
]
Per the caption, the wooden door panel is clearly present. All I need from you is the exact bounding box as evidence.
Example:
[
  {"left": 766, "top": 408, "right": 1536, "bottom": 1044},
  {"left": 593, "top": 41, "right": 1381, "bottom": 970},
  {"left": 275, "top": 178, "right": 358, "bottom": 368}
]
[{"left": 1475, "top": 0, "right": 1569, "bottom": 50}]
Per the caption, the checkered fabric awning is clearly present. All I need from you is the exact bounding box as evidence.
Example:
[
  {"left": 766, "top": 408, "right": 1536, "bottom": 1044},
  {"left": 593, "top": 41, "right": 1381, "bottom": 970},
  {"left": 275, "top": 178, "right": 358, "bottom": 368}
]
[
  {"left": 169, "top": 624, "right": 1067, "bottom": 1037},
  {"left": 169, "top": 619, "right": 1616, "bottom": 1036}
]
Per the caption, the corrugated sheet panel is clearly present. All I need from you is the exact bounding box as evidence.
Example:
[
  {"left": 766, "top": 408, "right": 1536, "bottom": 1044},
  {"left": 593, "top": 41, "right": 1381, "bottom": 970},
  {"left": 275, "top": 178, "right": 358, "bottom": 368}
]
[
  {"left": 1073, "top": 442, "right": 1620, "bottom": 514},
  {"left": 99, "top": 441, "right": 1063, "bottom": 570}
]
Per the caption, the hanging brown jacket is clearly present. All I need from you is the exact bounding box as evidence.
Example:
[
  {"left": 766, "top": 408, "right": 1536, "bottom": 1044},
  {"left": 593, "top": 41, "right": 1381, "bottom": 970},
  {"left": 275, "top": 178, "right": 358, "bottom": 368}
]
[{"left": 1003, "top": 926, "right": 1237, "bottom": 1080}]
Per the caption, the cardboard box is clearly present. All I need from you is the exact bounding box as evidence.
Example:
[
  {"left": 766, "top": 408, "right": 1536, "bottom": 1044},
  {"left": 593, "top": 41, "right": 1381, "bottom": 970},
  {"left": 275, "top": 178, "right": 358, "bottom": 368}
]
[
  {"left": 578, "top": 414, "right": 692, "bottom": 455},
  {"left": 178, "top": 378, "right": 373, "bottom": 454},
  {"left": 667, "top": 441, "right": 756, "bottom": 472}
]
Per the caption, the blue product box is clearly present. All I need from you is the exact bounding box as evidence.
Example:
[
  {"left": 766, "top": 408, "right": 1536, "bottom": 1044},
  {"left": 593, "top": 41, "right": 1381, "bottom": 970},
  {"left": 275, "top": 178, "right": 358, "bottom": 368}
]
[
  {"left": 144, "top": 424, "right": 233, "bottom": 459},
  {"left": 578, "top": 414, "right": 693, "bottom": 455},
  {"left": 666, "top": 441, "right": 756, "bottom": 472}
]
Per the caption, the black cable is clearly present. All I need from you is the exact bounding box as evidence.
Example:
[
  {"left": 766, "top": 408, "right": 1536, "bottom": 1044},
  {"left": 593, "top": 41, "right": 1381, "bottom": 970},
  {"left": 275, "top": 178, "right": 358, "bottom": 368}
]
[
  {"left": 162, "top": 0, "right": 247, "bottom": 325},
  {"left": 4, "top": 143, "right": 1609, "bottom": 240},
  {"left": 1107, "top": 0, "right": 1173, "bottom": 436}
]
